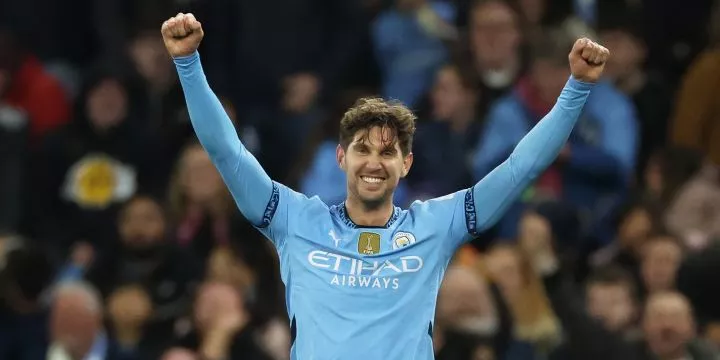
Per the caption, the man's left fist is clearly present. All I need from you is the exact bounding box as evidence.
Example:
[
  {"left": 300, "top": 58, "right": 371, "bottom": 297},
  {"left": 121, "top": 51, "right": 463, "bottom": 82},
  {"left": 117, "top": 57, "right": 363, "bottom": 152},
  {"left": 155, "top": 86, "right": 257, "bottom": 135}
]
[{"left": 569, "top": 37, "right": 610, "bottom": 83}]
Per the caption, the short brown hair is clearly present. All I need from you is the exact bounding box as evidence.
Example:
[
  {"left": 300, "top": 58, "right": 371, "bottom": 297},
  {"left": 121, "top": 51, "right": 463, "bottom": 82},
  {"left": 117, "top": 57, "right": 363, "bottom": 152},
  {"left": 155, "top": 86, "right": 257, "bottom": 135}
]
[
  {"left": 339, "top": 97, "right": 417, "bottom": 155},
  {"left": 586, "top": 266, "right": 638, "bottom": 300}
]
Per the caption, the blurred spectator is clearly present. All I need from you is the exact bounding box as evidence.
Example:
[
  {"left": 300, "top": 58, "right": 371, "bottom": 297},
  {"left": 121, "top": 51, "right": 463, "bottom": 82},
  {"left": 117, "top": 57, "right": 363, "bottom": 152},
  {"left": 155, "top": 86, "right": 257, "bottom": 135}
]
[
  {"left": 0, "top": 27, "right": 71, "bottom": 144},
  {"left": 518, "top": 211, "right": 640, "bottom": 360},
  {"left": 642, "top": 147, "right": 704, "bottom": 209},
  {"left": 372, "top": 0, "right": 456, "bottom": 106},
  {"left": 639, "top": 291, "right": 718, "bottom": 359},
  {"left": 168, "top": 140, "right": 263, "bottom": 265},
  {"left": 126, "top": 28, "right": 185, "bottom": 148},
  {"left": 665, "top": 162, "right": 720, "bottom": 250},
  {"left": 670, "top": 0, "right": 720, "bottom": 166},
  {"left": 48, "top": 281, "right": 107, "bottom": 360},
  {"left": 194, "top": 0, "right": 364, "bottom": 115},
  {"left": 472, "top": 29, "right": 639, "bottom": 243},
  {"left": 175, "top": 281, "right": 271, "bottom": 360},
  {"left": 483, "top": 244, "right": 562, "bottom": 359},
  {"left": 435, "top": 265, "right": 507, "bottom": 359},
  {"left": 106, "top": 284, "right": 166, "bottom": 359},
  {"left": 408, "top": 61, "right": 481, "bottom": 198},
  {"left": 585, "top": 266, "right": 640, "bottom": 340},
  {"left": 640, "top": 235, "right": 684, "bottom": 296},
  {"left": 29, "top": 67, "right": 164, "bottom": 256},
  {"left": 85, "top": 195, "right": 200, "bottom": 337},
  {"left": 0, "top": 101, "right": 28, "bottom": 233},
  {"left": 467, "top": 0, "right": 524, "bottom": 110},
  {"left": 591, "top": 198, "right": 665, "bottom": 282},
  {"left": 0, "top": 235, "right": 54, "bottom": 360},
  {"left": 598, "top": 12, "right": 674, "bottom": 184}
]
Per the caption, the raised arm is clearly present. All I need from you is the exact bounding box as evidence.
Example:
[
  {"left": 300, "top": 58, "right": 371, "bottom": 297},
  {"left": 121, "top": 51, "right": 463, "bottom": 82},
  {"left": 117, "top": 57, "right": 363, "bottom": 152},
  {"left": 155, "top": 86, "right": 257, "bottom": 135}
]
[
  {"left": 162, "top": 13, "right": 272, "bottom": 226},
  {"left": 470, "top": 38, "right": 609, "bottom": 233}
]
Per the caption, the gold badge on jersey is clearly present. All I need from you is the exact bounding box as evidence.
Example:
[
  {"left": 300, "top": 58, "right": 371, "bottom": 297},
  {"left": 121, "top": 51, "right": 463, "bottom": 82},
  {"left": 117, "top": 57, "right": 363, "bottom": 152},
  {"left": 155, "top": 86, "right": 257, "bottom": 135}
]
[{"left": 358, "top": 232, "right": 381, "bottom": 255}]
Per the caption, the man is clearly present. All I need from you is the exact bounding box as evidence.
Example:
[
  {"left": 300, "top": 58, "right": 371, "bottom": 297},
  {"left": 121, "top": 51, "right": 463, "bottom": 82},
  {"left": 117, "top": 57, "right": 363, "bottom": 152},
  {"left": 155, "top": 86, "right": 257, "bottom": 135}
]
[
  {"left": 48, "top": 282, "right": 108, "bottom": 360},
  {"left": 162, "top": 12, "right": 608, "bottom": 359},
  {"left": 585, "top": 266, "right": 639, "bottom": 338}
]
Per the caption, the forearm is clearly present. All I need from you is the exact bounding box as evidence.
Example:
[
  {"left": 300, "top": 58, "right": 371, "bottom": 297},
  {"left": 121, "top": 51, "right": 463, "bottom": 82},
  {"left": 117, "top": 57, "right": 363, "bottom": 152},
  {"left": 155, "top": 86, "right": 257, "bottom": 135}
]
[
  {"left": 471, "top": 77, "right": 592, "bottom": 231},
  {"left": 174, "top": 52, "right": 272, "bottom": 225}
]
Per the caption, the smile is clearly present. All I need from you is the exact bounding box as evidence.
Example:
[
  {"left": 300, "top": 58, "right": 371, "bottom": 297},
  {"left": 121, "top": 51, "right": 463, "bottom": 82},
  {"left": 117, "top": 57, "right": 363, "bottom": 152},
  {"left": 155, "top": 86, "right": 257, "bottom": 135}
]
[{"left": 361, "top": 176, "right": 385, "bottom": 184}]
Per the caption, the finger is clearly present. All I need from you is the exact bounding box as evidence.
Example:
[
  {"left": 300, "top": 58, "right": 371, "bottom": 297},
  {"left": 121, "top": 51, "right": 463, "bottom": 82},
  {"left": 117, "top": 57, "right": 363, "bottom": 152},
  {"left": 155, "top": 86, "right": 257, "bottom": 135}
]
[
  {"left": 185, "top": 13, "right": 202, "bottom": 31},
  {"left": 161, "top": 20, "right": 171, "bottom": 37},
  {"left": 581, "top": 46, "right": 593, "bottom": 61},
  {"left": 571, "top": 37, "right": 590, "bottom": 55}
]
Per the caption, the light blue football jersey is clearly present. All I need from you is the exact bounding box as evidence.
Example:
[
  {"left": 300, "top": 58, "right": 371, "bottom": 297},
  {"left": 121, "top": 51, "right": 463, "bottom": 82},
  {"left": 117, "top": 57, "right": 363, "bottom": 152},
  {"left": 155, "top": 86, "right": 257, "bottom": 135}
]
[
  {"left": 174, "top": 51, "right": 593, "bottom": 360},
  {"left": 257, "top": 184, "right": 473, "bottom": 359}
]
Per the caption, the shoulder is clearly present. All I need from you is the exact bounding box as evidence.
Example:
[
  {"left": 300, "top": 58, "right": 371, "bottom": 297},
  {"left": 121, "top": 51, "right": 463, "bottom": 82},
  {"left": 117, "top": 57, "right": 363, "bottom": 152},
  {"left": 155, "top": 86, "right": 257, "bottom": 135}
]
[
  {"left": 407, "top": 189, "right": 469, "bottom": 215},
  {"left": 275, "top": 182, "right": 329, "bottom": 215}
]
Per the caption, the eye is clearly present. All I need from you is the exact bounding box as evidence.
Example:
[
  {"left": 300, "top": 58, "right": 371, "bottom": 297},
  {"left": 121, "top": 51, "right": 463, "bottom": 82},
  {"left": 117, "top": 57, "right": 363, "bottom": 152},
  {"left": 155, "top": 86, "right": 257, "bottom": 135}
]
[
  {"left": 382, "top": 149, "right": 396, "bottom": 157},
  {"left": 355, "top": 145, "right": 369, "bottom": 154}
]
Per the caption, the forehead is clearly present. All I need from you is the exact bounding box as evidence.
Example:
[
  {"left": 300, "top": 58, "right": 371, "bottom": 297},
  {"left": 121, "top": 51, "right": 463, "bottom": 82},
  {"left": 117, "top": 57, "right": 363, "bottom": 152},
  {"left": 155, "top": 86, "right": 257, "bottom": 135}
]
[
  {"left": 472, "top": 2, "right": 515, "bottom": 24},
  {"left": 351, "top": 126, "right": 400, "bottom": 149}
]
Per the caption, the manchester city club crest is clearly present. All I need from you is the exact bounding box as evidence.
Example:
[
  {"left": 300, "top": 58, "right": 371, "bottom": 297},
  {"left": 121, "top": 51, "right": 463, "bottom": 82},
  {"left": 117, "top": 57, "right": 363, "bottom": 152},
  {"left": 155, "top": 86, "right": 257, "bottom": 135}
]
[{"left": 392, "top": 232, "right": 416, "bottom": 250}]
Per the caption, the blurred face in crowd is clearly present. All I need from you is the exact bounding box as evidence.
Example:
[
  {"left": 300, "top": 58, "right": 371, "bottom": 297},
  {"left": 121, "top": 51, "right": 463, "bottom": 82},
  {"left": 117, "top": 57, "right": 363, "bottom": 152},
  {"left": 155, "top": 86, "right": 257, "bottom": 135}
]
[
  {"left": 641, "top": 237, "right": 683, "bottom": 294},
  {"left": 438, "top": 266, "right": 498, "bottom": 336},
  {"left": 119, "top": 197, "right": 166, "bottom": 250},
  {"left": 130, "top": 32, "right": 173, "bottom": 88},
  {"left": 586, "top": 282, "right": 636, "bottom": 332},
  {"left": 50, "top": 291, "right": 102, "bottom": 359},
  {"left": 431, "top": 66, "right": 477, "bottom": 123},
  {"left": 643, "top": 293, "right": 695, "bottom": 358},
  {"left": 485, "top": 246, "right": 523, "bottom": 299},
  {"left": 207, "top": 247, "right": 256, "bottom": 295},
  {"left": 181, "top": 145, "right": 225, "bottom": 205},
  {"left": 470, "top": 1, "right": 521, "bottom": 70},
  {"left": 194, "top": 282, "right": 245, "bottom": 333},
  {"left": 86, "top": 78, "right": 128, "bottom": 131},
  {"left": 107, "top": 285, "right": 152, "bottom": 330},
  {"left": 530, "top": 58, "right": 570, "bottom": 104},
  {"left": 599, "top": 30, "right": 645, "bottom": 82},
  {"left": 339, "top": 126, "right": 412, "bottom": 207},
  {"left": 618, "top": 207, "right": 654, "bottom": 253},
  {"left": 517, "top": 0, "right": 546, "bottom": 25}
]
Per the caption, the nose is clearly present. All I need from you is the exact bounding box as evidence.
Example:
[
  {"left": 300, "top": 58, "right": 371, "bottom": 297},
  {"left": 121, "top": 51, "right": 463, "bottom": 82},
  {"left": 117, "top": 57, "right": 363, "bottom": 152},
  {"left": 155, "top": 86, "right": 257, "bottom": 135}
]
[{"left": 364, "top": 155, "right": 383, "bottom": 171}]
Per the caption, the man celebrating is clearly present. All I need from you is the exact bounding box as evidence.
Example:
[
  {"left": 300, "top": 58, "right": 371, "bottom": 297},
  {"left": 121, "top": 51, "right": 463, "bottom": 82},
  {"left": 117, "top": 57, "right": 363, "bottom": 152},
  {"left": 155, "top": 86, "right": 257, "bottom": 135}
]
[{"left": 162, "top": 13, "right": 608, "bottom": 360}]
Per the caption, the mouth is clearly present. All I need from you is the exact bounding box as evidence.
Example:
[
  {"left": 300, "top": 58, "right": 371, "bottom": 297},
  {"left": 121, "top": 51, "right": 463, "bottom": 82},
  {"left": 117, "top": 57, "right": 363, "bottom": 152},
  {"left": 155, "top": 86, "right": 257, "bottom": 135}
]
[{"left": 360, "top": 175, "right": 386, "bottom": 185}]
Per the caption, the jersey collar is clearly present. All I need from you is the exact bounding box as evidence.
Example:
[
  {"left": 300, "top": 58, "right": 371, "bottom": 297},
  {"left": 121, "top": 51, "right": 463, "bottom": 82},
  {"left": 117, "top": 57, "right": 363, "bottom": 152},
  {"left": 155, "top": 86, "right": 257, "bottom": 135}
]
[{"left": 335, "top": 202, "right": 401, "bottom": 229}]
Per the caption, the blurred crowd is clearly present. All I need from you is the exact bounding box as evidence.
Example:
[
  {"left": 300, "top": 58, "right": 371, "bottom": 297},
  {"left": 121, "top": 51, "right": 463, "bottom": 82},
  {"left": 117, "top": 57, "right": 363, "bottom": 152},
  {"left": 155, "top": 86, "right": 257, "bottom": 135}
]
[{"left": 1, "top": 0, "right": 720, "bottom": 359}]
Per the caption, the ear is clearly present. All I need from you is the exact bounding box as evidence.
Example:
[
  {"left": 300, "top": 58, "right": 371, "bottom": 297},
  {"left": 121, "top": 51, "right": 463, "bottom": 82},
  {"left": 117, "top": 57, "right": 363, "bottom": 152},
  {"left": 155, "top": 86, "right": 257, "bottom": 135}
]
[
  {"left": 336, "top": 144, "right": 346, "bottom": 171},
  {"left": 401, "top": 152, "right": 414, "bottom": 178}
]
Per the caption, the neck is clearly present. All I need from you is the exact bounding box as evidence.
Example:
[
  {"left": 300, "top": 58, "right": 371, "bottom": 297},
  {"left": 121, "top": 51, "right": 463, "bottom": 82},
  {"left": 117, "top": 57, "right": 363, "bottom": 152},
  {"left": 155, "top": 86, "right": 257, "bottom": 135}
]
[
  {"left": 345, "top": 196, "right": 394, "bottom": 227},
  {"left": 113, "top": 325, "right": 142, "bottom": 348}
]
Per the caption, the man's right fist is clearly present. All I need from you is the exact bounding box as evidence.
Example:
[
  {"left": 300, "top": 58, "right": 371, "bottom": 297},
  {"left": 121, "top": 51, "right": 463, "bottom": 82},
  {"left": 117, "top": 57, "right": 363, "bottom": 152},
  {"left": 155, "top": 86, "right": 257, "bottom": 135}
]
[{"left": 161, "top": 13, "right": 204, "bottom": 58}]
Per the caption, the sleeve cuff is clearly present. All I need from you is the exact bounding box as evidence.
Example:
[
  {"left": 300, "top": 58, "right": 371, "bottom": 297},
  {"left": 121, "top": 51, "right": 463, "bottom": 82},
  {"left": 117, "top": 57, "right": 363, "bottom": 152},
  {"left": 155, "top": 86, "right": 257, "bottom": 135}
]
[
  {"left": 173, "top": 51, "right": 200, "bottom": 65},
  {"left": 567, "top": 75, "right": 595, "bottom": 91}
]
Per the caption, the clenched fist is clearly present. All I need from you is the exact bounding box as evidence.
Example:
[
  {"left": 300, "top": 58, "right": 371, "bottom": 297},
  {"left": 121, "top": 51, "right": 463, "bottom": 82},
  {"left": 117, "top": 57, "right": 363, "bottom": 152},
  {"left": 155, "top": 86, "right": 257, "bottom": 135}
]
[
  {"left": 568, "top": 38, "right": 610, "bottom": 83},
  {"left": 161, "top": 13, "right": 204, "bottom": 58}
]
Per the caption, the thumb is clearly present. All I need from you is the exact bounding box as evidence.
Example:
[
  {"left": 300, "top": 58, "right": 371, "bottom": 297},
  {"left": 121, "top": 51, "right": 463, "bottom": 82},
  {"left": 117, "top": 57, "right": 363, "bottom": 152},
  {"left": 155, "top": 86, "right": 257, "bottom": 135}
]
[{"left": 571, "top": 38, "right": 590, "bottom": 56}]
